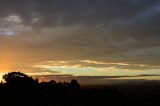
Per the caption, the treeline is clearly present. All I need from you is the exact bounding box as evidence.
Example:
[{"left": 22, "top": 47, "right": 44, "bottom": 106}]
[{"left": 0, "top": 72, "right": 159, "bottom": 106}]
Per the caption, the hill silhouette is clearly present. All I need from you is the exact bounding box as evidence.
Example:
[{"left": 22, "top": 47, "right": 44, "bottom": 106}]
[{"left": 0, "top": 71, "right": 160, "bottom": 106}]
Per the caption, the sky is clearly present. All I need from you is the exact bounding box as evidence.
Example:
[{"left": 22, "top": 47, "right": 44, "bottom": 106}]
[{"left": 0, "top": 0, "right": 160, "bottom": 84}]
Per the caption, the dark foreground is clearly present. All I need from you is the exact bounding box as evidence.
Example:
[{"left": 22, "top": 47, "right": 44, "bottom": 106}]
[{"left": 1, "top": 72, "right": 160, "bottom": 106}]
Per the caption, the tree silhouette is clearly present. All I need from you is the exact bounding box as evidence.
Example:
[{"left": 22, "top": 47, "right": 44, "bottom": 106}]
[
  {"left": 70, "top": 79, "right": 81, "bottom": 90},
  {"left": 3, "top": 72, "right": 38, "bottom": 88},
  {"left": 3, "top": 72, "right": 29, "bottom": 82}
]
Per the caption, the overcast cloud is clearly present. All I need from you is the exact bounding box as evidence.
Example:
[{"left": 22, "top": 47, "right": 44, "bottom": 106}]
[{"left": 0, "top": 0, "right": 160, "bottom": 77}]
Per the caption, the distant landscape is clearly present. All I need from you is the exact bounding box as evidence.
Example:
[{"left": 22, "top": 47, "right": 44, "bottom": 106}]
[{"left": 1, "top": 71, "right": 160, "bottom": 106}]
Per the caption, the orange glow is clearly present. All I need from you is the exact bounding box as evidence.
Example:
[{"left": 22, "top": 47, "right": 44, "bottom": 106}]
[{"left": 0, "top": 54, "right": 12, "bottom": 72}]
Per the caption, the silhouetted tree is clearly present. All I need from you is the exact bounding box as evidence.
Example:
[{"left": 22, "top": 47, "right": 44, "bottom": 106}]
[
  {"left": 3, "top": 72, "right": 28, "bottom": 82},
  {"left": 3, "top": 72, "right": 38, "bottom": 88},
  {"left": 70, "top": 79, "right": 81, "bottom": 90},
  {"left": 49, "top": 80, "right": 56, "bottom": 85}
]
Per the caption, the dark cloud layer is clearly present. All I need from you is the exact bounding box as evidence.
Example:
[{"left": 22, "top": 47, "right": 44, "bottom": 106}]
[
  {"left": 0, "top": 0, "right": 160, "bottom": 73},
  {"left": 0, "top": 0, "right": 160, "bottom": 28}
]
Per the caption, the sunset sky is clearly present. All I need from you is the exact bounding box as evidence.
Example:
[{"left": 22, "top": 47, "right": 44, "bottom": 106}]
[{"left": 0, "top": 0, "right": 160, "bottom": 84}]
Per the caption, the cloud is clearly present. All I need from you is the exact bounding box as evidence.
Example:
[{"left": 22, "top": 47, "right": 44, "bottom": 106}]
[
  {"left": 33, "top": 74, "right": 160, "bottom": 84},
  {"left": 35, "top": 60, "right": 160, "bottom": 71},
  {"left": 0, "top": 0, "right": 160, "bottom": 75},
  {"left": 0, "top": 0, "right": 160, "bottom": 28}
]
